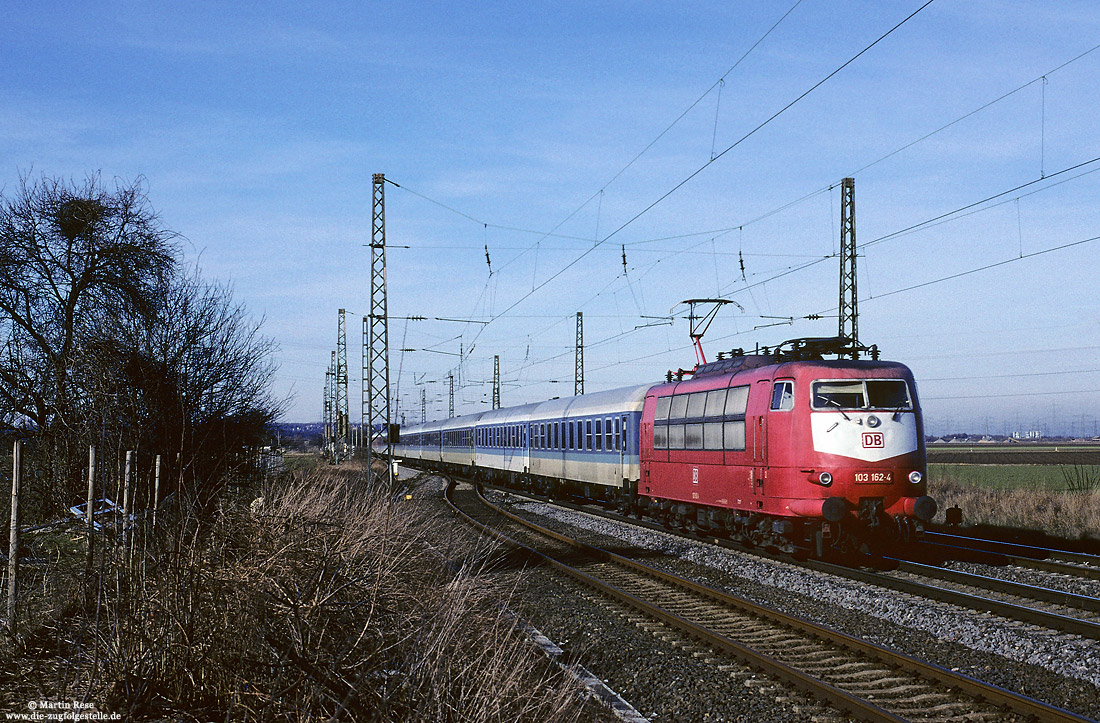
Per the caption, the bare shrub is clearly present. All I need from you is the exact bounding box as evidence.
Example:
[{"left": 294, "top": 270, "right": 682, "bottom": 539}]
[
  {"left": 930, "top": 475, "right": 1100, "bottom": 540},
  {"left": 2, "top": 470, "right": 590, "bottom": 722},
  {"left": 1060, "top": 463, "right": 1100, "bottom": 494}
]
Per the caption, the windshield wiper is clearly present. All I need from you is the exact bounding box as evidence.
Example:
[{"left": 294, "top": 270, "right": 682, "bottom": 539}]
[{"left": 818, "top": 395, "right": 852, "bottom": 421}]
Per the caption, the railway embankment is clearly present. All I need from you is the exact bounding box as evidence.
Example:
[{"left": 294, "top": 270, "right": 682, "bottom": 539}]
[{"left": 0, "top": 466, "right": 604, "bottom": 722}]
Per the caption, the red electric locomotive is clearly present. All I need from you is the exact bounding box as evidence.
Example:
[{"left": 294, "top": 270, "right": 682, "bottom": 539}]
[{"left": 635, "top": 337, "right": 935, "bottom": 554}]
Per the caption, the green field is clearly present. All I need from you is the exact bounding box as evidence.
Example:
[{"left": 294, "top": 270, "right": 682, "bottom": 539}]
[{"left": 928, "top": 463, "right": 1095, "bottom": 492}]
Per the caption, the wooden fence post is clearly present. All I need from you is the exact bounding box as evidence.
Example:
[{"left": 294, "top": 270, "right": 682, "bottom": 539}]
[
  {"left": 86, "top": 445, "right": 96, "bottom": 527},
  {"left": 7, "top": 440, "right": 22, "bottom": 634},
  {"left": 122, "top": 450, "right": 132, "bottom": 549},
  {"left": 84, "top": 444, "right": 97, "bottom": 605},
  {"left": 153, "top": 454, "right": 161, "bottom": 528}
]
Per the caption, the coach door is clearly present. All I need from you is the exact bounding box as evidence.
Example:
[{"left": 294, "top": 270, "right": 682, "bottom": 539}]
[
  {"left": 752, "top": 380, "right": 770, "bottom": 498},
  {"left": 617, "top": 414, "right": 627, "bottom": 483}
]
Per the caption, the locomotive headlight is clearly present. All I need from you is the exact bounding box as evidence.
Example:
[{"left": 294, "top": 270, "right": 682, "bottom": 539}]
[
  {"left": 909, "top": 470, "right": 923, "bottom": 484},
  {"left": 818, "top": 471, "right": 833, "bottom": 486},
  {"left": 866, "top": 415, "right": 881, "bottom": 428}
]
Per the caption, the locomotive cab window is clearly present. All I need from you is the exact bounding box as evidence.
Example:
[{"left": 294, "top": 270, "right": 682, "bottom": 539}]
[
  {"left": 770, "top": 381, "right": 794, "bottom": 411},
  {"left": 868, "top": 380, "right": 911, "bottom": 409},
  {"left": 812, "top": 380, "right": 911, "bottom": 410}
]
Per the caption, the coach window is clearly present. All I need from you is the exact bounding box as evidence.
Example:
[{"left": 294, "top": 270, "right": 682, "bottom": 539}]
[
  {"left": 771, "top": 381, "right": 794, "bottom": 411},
  {"left": 725, "top": 385, "right": 750, "bottom": 415},
  {"left": 554, "top": 422, "right": 560, "bottom": 449},
  {"left": 655, "top": 395, "right": 671, "bottom": 421},
  {"left": 669, "top": 394, "right": 689, "bottom": 420},
  {"left": 724, "top": 420, "right": 746, "bottom": 450},
  {"left": 704, "top": 389, "right": 726, "bottom": 417},
  {"left": 595, "top": 419, "right": 602, "bottom": 450},
  {"left": 687, "top": 392, "right": 706, "bottom": 418},
  {"left": 685, "top": 422, "right": 704, "bottom": 449},
  {"left": 613, "top": 417, "right": 620, "bottom": 451},
  {"left": 668, "top": 423, "right": 685, "bottom": 449},
  {"left": 703, "top": 421, "right": 723, "bottom": 449},
  {"left": 586, "top": 420, "right": 593, "bottom": 450},
  {"left": 653, "top": 423, "right": 668, "bottom": 449},
  {"left": 604, "top": 417, "right": 612, "bottom": 450}
]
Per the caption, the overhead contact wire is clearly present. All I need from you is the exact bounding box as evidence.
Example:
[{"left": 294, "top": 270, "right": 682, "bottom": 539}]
[{"left": 480, "top": 0, "right": 936, "bottom": 336}]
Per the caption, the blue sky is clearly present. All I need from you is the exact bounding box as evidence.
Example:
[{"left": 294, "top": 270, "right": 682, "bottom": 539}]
[{"left": 3, "top": 1, "right": 1100, "bottom": 435}]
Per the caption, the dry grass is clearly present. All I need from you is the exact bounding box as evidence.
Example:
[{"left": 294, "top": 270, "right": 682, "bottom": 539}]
[
  {"left": 1, "top": 469, "right": 592, "bottom": 722},
  {"left": 929, "top": 475, "right": 1100, "bottom": 541}
]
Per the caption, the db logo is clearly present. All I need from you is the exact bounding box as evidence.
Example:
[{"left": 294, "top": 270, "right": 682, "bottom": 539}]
[{"left": 862, "top": 432, "right": 885, "bottom": 449}]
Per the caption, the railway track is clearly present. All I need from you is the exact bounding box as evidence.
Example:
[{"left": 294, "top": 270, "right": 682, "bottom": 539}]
[
  {"left": 484, "top": 483, "right": 1100, "bottom": 641},
  {"left": 920, "top": 531, "right": 1100, "bottom": 582},
  {"left": 447, "top": 479, "right": 1091, "bottom": 723}
]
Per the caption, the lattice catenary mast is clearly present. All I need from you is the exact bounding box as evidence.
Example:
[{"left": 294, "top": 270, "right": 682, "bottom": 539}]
[
  {"left": 838, "top": 177, "right": 859, "bottom": 359},
  {"left": 336, "top": 308, "right": 349, "bottom": 444},
  {"left": 448, "top": 372, "right": 455, "bottom": 418},
  {"left": 574, "top": 311, "right": 584, "bottom": 396},
  {"left": 323, "top": 357, "right": 333, "bottom": 448},
  {"left": 492, "top": 355, "right": 500, "bottom": 409},
  {"left": 364, "top": 173, "right": 394, "bottom": 487}
]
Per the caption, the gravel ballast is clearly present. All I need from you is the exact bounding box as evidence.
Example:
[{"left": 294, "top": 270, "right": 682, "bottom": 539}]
[{"left": 501, "top": 496, "right": 1100, "bottom": 719}]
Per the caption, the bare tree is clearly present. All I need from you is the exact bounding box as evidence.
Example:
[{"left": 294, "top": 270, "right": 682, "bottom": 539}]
[
  {"left": 0, "top": 174, "right": 175, "bottom": 435},
  {"left": 83, "top": 271, "right": 283, "bottom": 509},
  {"left": 0, "top": 175, "right": 176, "bottom": 512},
  {"left": 0, "top": 174, "right": 280, "bottom": 518}
]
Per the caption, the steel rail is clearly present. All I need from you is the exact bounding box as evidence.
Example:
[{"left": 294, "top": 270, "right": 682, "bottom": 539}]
[
  {"left": 486, "top": 483, "right": 1100, "bottom": 639},
  {"left": 923, "top": 532, "right": 1100, "bottom": 579},
  {"left": 919, "top": 541, "right": 1100, "bottom": 582},
  {"left": 450, "top": 480, "right": 1093, "bottom": 723},
  {"left": 885, "top": 557, "right": 1100, "bottom": 614},
  {"left": 446, "top": 482, "right": 907, "bottom": 723}
]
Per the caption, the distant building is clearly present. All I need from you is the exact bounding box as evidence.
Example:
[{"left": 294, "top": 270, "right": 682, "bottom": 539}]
[{"left": 1011, "top": 430, "right": 1043, "bottom": 440}]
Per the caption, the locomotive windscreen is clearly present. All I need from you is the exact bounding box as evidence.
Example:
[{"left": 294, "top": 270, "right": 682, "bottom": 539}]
[{"left": 812, "top": 380, "right": 911, "bottom": 410}]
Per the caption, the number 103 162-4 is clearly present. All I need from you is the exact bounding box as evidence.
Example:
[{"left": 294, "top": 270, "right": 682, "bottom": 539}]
[{"left": 854, "top": 471, "right": 893, "bottom": 483}]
